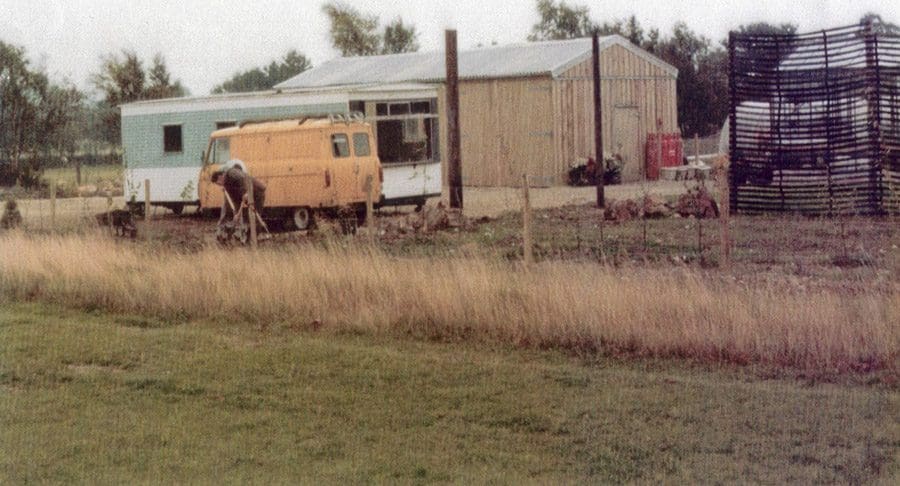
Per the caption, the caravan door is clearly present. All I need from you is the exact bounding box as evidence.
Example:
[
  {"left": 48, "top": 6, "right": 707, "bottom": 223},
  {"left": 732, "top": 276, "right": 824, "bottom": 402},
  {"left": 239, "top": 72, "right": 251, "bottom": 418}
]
[{"left": 370, "top": 100, "right": 442, "bottom": 207}]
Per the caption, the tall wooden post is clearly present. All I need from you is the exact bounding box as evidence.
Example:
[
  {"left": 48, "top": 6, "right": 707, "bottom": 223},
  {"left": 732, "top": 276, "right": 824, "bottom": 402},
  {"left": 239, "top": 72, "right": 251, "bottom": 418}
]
[
  {"left": 522, "top": 174, "right": 533, "bottom": 265},
  {"left": 717, "top": 156, "right": 731, "bottom": 269},
  {"left": 657, "top": 120, "right": 663, "bottom": 176},
  {"left": 592, "top": 31, "right": 605, "bottom": 207},
  {"left": 365, "top": 174, "right": 375, "bottom": 245},
  {"left": 144, "top": 179, "right": 151, "bottom": 221},
  {"left": 694, "top": 133, "right": 700, "bottom": 165},
  {"left": 446, "top": 29, "right": 463, "bottom": 210},
  {"left": 49, "top": 179, "right": 56, "bottom": 231}
]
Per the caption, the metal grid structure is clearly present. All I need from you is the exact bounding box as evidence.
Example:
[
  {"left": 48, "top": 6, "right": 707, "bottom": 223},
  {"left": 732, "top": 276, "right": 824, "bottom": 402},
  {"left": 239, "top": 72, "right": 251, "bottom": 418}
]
[{"left": 728, "top": 23, "right": 900, "bottom": 215}]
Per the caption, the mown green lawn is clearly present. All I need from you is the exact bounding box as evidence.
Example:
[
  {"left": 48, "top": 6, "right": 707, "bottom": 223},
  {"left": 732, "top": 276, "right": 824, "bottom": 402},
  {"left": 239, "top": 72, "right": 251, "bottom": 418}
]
[{"left": 1, "top": 303, "right": 897, "bottom": 483}]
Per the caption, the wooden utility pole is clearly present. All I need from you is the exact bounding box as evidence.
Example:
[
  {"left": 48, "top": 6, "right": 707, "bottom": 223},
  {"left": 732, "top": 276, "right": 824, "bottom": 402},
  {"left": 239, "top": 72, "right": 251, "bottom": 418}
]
[
  {"left": 592, "top": 31, "right": 605, "bottom": 207},
  {"left": 144, "top": 179, "right": 151, "bottom": 221},
  {"left": 446, "top": 29, "right": 463, "bottom": 210},
  {"left": 522, "top": 174, "right": 533, "bottom": 265},
  {"left": 365, "top": 174, "right": 375, "bottom": 245},
  {"left": 49, "top": 179, "right": 56, "bottom": 230}
]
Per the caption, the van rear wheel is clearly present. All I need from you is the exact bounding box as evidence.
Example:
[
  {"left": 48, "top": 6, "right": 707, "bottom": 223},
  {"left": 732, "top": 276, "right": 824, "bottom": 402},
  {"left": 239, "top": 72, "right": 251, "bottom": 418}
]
[{"left": 291, "top": 207, "right": 314, "bottom": 231}]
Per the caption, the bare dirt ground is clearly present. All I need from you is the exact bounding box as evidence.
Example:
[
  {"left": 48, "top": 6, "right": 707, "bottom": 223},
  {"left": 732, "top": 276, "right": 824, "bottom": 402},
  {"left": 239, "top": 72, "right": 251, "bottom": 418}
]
[
  {"left": 11, "top": 180, "right": 702, "bottom": 225},
  {"left": 8, "top": 180, "right": 896, "bottom": 286},
  {"left": 438, "top": 181, "right": 701, "bottom": 218}
]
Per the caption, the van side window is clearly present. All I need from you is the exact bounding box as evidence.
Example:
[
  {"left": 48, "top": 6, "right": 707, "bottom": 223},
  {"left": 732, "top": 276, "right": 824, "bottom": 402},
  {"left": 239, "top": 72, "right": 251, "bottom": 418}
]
[
  {"left": 212, "top": 138, "right": 230, "bottom": 164},
  {"left": 331, "top": 134, "right": 350, "bottom": 158},
  {"left": 352, "top": 133, "right": 370, "bottom": 156}
]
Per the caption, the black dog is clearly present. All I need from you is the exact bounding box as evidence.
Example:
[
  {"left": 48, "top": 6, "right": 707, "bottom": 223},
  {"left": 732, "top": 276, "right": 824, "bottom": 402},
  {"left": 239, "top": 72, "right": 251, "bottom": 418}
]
[{"left": 96, "top": 209, "right": 137, "bottom": 238}]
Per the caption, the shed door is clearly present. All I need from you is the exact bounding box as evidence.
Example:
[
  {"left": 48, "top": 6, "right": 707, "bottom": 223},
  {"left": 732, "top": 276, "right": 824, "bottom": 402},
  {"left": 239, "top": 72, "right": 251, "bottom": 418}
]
[{"left": 612, "top": 107, "right": 642, "bottom": 182}]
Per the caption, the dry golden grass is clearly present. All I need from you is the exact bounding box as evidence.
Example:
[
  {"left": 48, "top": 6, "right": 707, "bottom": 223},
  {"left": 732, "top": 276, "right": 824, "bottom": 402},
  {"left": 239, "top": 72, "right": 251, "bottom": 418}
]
[{"left": 0, "top": 232, "right": 897, "bottom": 372}]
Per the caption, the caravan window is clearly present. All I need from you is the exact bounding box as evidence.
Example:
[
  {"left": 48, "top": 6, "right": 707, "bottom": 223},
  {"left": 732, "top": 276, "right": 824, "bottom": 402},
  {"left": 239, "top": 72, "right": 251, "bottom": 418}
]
[{"left": 163, "top": 125, "right": 183, "bottom": 153}]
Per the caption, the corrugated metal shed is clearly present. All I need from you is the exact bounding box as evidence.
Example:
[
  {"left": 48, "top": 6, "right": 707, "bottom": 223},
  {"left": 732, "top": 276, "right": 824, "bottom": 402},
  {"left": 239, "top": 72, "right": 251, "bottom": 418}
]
[{"left": 276, "top": 35, "right": 677, "bottom": 89}]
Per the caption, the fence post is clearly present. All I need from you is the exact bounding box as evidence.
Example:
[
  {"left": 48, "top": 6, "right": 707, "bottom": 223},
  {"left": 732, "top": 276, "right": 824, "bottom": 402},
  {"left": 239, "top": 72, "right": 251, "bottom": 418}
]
[
  {"left": 522, "top": 173, "right": 533, "bottom": 265},
  {"left": 717, "top": 156, "right": 731, "bottom": 268},
  {"left": 365, "top": 174, "right": 375, "bottom": 245},
  {"left": 106, "top": 196, "right": 114, "bottom": 236},
  {"left": 248, "top": 181, "right": 258, "bottom": 250},
  {"left": 694, "top": 133, "right": 700, "bottom": 165},
  {"left": 144, "top": 179, "right": 151, "bottom": 221},
  {"left": 49, "top": 179, "right": 56, "bottom": 231}
]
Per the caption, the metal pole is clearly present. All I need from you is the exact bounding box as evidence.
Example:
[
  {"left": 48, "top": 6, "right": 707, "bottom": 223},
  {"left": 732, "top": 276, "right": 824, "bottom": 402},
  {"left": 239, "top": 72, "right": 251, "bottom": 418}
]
[
  {"left": 446, "top": 29, "right": 463, "bottom": 210},
  {"left": 592, "top": 31, "right": 605, "bottom": 207}
]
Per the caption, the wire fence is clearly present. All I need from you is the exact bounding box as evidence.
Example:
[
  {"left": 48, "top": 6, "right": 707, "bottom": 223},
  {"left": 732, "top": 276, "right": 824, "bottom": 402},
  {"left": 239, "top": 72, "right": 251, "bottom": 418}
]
[{"left": 728, "top": 22, "right": 900, "bottom": 215}]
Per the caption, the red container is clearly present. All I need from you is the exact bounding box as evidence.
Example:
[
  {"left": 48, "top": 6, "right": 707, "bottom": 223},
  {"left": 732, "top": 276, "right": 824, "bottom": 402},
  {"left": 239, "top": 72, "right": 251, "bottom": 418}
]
[{"left": 645, "top": 133, "right": 684, "bottom": 180}]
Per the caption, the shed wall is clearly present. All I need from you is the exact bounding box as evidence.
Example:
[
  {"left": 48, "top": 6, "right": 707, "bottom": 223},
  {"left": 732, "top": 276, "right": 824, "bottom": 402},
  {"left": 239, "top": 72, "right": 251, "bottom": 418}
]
[
  {"left": 438, "top": 77, "right": 555, "bottom": 187},
  {"left": 553, "top": 44, "right": 678, "bottom": 182}
]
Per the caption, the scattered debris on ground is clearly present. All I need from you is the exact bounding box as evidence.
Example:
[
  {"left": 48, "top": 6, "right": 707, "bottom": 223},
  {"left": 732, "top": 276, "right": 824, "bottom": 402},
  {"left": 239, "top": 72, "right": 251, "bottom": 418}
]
[
  {"left": 95, "top": 209, "right": 137, "bottom": 238},
  {"left": 674, "top": 184, "right": 719, "bottom": 219},
  {"left": 378, "top": 203, "right": 466, "bottom": 237},
  {"left": 603, "top": 195, "right": 672, "bottom": 222},
  {"left": 1, "top": 198, "right": 23, "bottom": 230},
  {"left": 567, "top": 156, "right": 623, "bottom": 186}
]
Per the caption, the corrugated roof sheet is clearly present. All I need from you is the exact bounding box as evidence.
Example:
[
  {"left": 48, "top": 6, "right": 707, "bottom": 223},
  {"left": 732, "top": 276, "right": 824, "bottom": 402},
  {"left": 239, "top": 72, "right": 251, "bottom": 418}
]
[{"left": 276, "top": 35, "right": 677, "bottom": 90}]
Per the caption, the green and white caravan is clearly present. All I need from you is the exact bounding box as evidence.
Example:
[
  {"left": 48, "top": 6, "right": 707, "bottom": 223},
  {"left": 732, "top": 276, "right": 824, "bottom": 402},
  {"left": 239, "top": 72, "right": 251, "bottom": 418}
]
[{"left": 120, "top": 84, "right": 442, "bottom": 213}]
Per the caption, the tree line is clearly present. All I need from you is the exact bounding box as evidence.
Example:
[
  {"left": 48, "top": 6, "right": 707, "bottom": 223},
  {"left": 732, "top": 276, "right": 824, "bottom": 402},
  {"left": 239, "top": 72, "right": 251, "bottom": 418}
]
[{"left": 1, "top": 0, "right": 893, "bottom": 187}]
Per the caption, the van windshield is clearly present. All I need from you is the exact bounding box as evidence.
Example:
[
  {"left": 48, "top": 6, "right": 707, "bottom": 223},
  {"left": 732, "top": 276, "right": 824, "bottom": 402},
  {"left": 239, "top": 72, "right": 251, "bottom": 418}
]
[{"left": 210, "top": 138, "right": 231, "bottom": 164}]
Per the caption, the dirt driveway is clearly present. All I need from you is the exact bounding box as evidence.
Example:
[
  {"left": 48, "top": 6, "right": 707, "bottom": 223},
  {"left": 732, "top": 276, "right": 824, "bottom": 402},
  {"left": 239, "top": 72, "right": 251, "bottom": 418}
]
[
  {"left": 437, "top": 180, "right": 704, "bottom": 218},
  {"left": 8, "top": 180, "right": 703, "bottom": 228}
]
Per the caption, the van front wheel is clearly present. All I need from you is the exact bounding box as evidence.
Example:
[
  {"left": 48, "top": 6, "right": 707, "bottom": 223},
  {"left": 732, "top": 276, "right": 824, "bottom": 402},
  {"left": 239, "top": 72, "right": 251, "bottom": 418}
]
[{"left": 291, "top": 207, "right": 314, "bottom": 231}]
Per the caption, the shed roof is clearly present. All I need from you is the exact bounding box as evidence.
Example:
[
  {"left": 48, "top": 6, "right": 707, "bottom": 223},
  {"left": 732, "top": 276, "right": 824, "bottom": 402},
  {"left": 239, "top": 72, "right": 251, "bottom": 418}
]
[{"left": 276, "top": 35, "right": 677, "bottom": 90}]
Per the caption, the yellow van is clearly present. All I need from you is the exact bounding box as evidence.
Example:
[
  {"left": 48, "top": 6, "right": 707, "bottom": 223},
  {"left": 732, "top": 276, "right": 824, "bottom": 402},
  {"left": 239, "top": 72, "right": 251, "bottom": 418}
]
[{"left": 198, "top": 115, "right": 382, "bottom": 229}]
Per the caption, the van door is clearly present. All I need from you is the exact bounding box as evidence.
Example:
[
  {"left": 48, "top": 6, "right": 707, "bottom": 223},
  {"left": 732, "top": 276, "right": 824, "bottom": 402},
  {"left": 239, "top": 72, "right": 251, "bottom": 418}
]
[
  {"left": 351, "top": 131, "right": 377, "bottom": 201},
  {"left": 329, "top": 132, "right": 357, "bottom": 205}
]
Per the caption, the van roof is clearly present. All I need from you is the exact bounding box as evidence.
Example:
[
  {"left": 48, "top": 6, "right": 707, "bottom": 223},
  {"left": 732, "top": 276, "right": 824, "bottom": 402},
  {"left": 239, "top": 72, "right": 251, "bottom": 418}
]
[{"left": 211, "top": 117, "right": 369, "bottom": 137}]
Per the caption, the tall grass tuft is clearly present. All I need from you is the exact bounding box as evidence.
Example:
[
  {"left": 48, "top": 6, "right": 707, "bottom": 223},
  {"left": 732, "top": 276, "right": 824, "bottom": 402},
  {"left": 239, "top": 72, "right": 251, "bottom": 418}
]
[{"left": 1, "top": 232, "right": 896, "bottom": 372}]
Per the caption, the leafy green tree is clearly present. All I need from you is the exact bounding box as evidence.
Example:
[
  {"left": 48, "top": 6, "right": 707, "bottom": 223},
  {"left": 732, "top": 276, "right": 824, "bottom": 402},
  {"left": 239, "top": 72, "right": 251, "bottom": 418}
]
[
  {"left": 1, "top": 41, "right": 36, "bottom": 173},
  {"left": 1, "top": 40, "right": 84, "bottom": 185},
  {"left": 146, "top": 54, "right": 187, "bottom": 99},
  {"left": 623, "top": 15, "right": 644, "bottom": 46},
  {"left": 382, "top": 17, "right": 419, "bottom": 54},
  {"left": 859, "top": 12, "right": 900, "bottom": 34},
  {"left": 41, "top": 81, "right": 84, "bottom": 156},
  {"left": 266, "top": 50, "right": 312, "bottom": 84},
  {"left": 212, "top": 50, "right": 312, "bottom": 94},
  {"left": 322, "top": 2, "right": 419, "bottom": 56},
  {"left": 91, "top": 50, "right": 186, "bottom": 143},
  {"left": 528, "top": 0, "right": 595, "bottom": 41},
  {"left": 656, "top": 23, "right": 717, "bottom": 136},
  {"left": 92, "top": 50, "right": 145, "bottom": 107},
  {"left": 323, "top": 2, "right": 381, "bottom": 56}
]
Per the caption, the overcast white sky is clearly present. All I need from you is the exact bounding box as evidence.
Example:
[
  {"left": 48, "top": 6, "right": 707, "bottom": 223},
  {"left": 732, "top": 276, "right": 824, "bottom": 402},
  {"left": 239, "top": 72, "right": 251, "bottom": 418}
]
[{"left": 1, "top": 0, "right": 897, "bottom": 96}]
